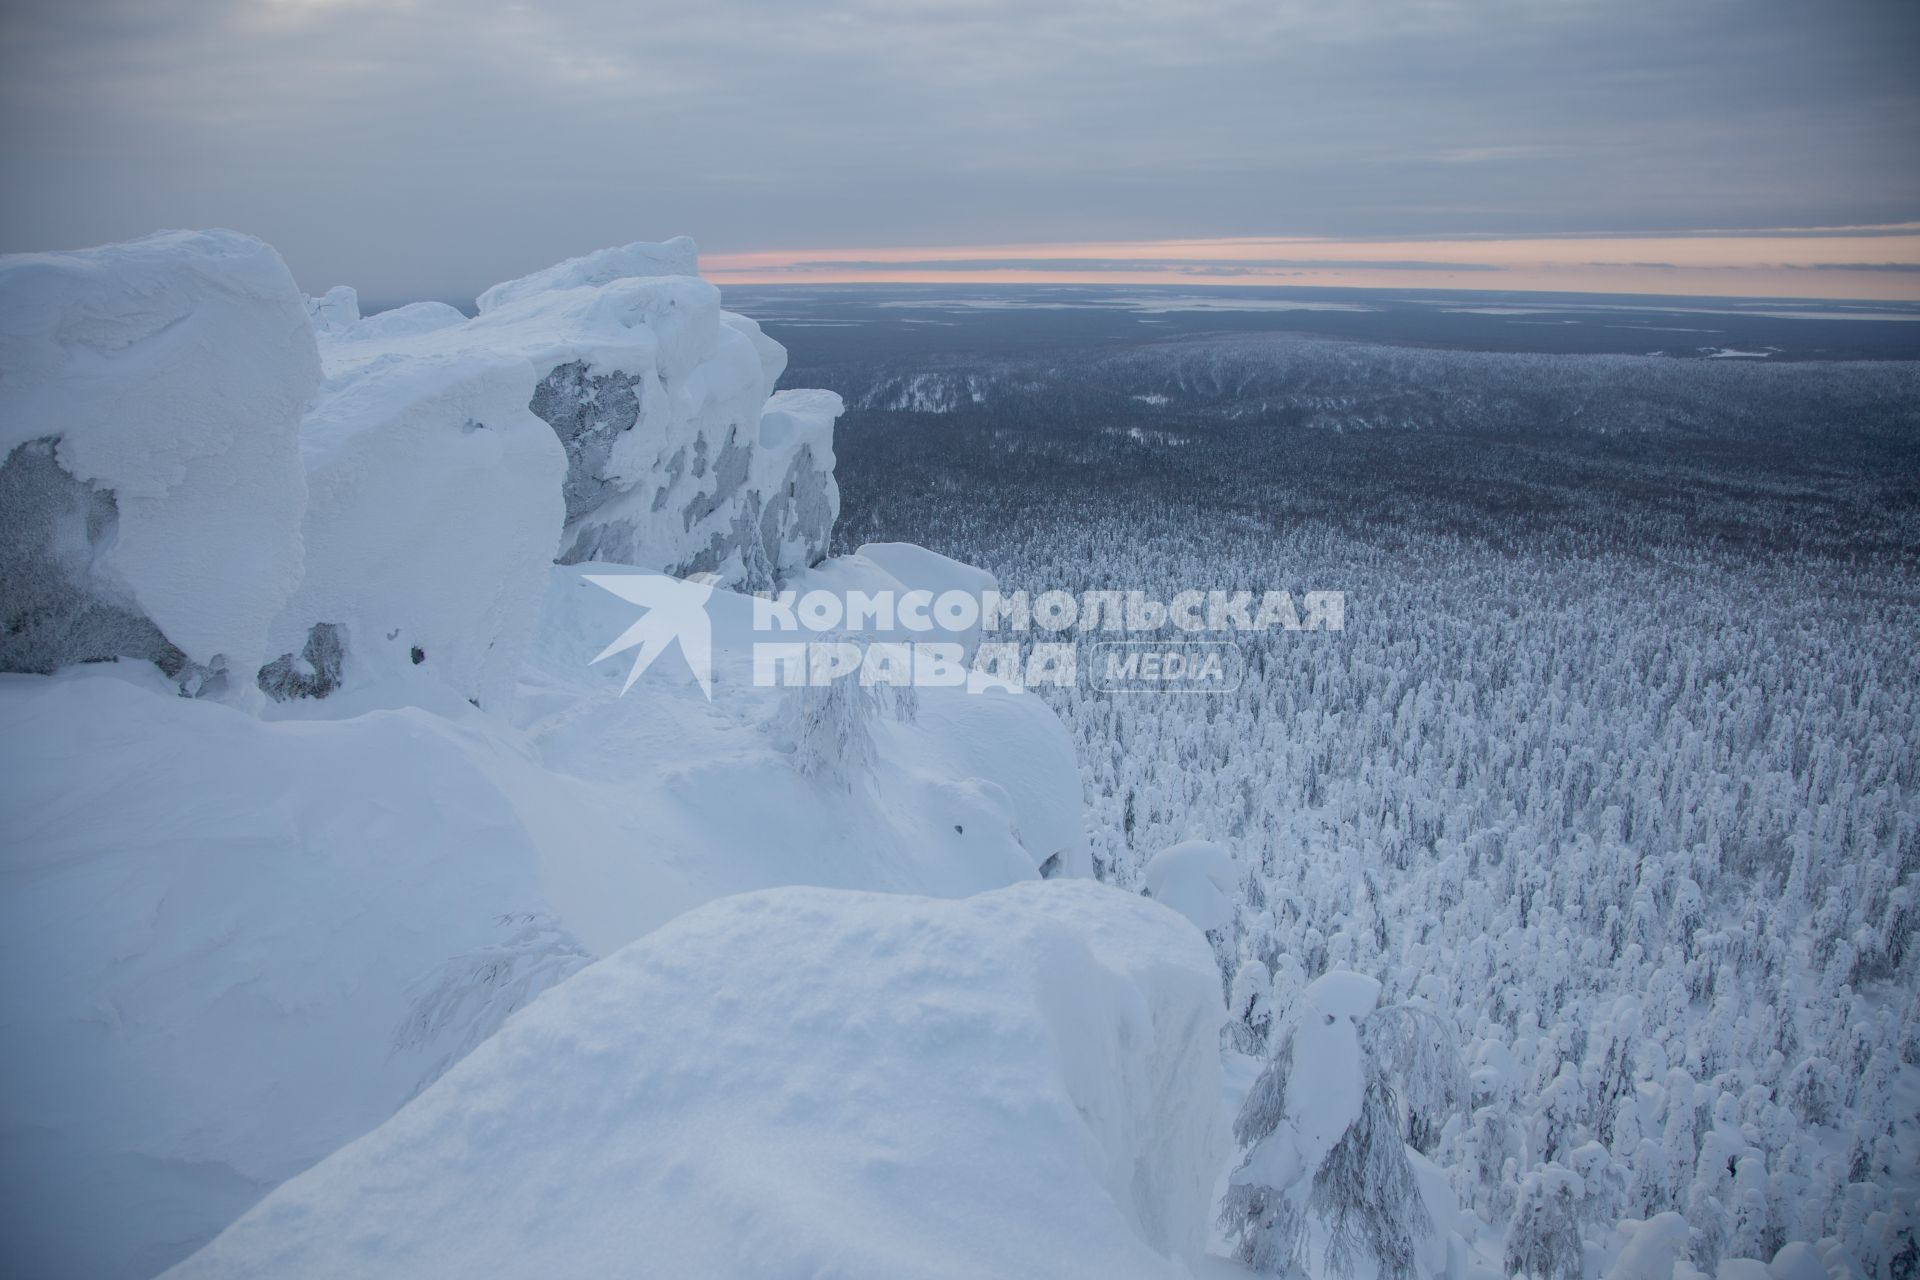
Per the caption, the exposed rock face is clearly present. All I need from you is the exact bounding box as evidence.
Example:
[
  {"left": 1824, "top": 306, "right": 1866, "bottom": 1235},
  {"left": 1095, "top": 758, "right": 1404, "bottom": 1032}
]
[
  {"left": 528, "top": 360, "right": 644, "bottom": 523},
  {"left": 256, "top": 622, "right": 346, "bottom": 702},
  {"left": 0, "top": 438, "right": 184, "bottom": 677},
  {"left": 498, "top": 276, "right": 838, "bottom": 592},
  {"left": 279, "top": 237, "right": 835, "bottom": 704}
]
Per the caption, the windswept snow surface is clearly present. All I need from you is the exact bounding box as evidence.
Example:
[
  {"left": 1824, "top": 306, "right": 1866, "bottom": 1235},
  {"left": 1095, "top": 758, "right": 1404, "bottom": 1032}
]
[
  {"left": 167, "top": 881, "right": 1227, "bottom": 1280},
  {"left": 512, "top": 561, "right": 1088, "bottom": 950},
  {"left": 0, "top": 559, "right": 1088, "bottom": 1276},
  {"left": 0, "top": 664, "right": 558, "bottom": 1280}
]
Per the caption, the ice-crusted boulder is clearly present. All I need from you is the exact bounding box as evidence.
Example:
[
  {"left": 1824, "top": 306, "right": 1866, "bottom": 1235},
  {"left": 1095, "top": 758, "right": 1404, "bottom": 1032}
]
[
  {"left": 0, "top": 231, "right": 835, "bottom": 703},
  {"left": 318, "top": 237, "right": 839, "bottom": 590},
  {"left": 168, "top": 881, "right": 1227, "bottom": 1280},
  {"left": 0, "top": 230, "right": 317, "bottom": 687}
]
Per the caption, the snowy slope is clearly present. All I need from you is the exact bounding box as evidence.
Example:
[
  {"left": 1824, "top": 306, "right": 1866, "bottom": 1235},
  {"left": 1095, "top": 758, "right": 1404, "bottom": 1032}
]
[
  {"left": 0, "top": 557, "right": 1088, "bottom": 1276},
  {"left": 499, "top": 560, "right": 1087, "bottom": 952},
  {"left": 0, "top": 664, "right": 560, "bottom": 1280},
  {"left": 166, "top": 881, "right": 1226, "bottom": 1280}
]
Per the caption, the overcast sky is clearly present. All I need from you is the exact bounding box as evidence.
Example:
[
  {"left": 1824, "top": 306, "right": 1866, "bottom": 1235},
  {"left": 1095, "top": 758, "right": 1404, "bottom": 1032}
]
[{"left": 2, "top": 0, "right": 1916, "bottom": 301}]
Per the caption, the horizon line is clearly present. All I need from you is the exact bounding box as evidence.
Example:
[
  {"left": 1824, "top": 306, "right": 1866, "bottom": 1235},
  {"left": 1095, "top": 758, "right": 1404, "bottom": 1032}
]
[{"left": 699, "top": 227, "right": 1920, "bottom": 303}]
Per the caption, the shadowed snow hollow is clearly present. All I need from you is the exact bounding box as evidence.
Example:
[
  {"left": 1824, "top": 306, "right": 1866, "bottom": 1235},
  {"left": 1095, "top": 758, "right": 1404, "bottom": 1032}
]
[{"left": 167, "top": 882, "right": 1227, "bottom": 1280}]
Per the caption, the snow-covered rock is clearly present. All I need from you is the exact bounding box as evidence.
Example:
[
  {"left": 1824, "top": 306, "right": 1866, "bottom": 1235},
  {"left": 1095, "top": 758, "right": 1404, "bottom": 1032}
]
[
  {"left": 0, "top": 230, "right": 317, "bottom": 686},
  {"left": 314, "top": 237, "right": 839, "bottom": 591},
  {"left": 518, "top": 559, "right": 1092, "bottom": 935},
  {"left": 167, "top": 881, "right": 1227, "bottom": 1280},
  {"left": 0, "top": 230, "right": 1099, "bottom": 1278},
  {"left": 1141, "top": 837, "right": 1239, "bottom": 933},
  {"left": 265, "top": 347, "right": 565, "bottom": 709},
  {"left": 474, "top": 235, "right": 700, "bottom": 314},
  {"left": 342, "top": 300, "right": 466, "bottom": 343}
]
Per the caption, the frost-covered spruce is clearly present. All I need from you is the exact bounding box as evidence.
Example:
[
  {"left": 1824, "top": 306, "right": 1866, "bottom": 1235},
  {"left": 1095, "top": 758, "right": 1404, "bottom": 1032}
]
[
  {"left": 1505, "top": 1164, "right": 1586, "bottom": 1280},
  {"left": 767, "top": 639, "right": 896, "bottom": 791},
  {"left": 1221, "top": 971, "right": 1442, "bottom": 1278}
]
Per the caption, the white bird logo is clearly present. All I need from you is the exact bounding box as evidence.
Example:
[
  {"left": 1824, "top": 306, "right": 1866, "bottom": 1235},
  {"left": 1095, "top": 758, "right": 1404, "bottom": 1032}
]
[{"left": 586, "top": 572, "right": 718, "bottom": 699}]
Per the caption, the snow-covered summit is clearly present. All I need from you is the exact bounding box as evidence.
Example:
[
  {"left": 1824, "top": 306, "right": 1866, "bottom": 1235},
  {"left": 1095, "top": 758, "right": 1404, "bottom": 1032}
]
[{"left": 0, "top": 228, "right": 1100, "bottom": 1277}]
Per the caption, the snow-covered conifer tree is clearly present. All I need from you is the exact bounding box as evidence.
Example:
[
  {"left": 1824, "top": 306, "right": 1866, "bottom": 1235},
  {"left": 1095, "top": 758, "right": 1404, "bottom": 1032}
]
[
  {"left": 1221, "top": 970, "right": 1446, "bottom": 1278},
  {"left": 771, "top": 641, "right": 882, "bottom": 791},
  {"left": 1505, "top": 1164, "right": 1585, "bottom": 1280}
]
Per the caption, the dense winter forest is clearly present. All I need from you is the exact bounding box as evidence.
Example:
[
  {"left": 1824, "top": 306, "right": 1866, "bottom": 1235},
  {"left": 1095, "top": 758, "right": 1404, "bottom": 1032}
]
[{"left": 795, "top": 321, "right": 1920, "bottom": 1276}]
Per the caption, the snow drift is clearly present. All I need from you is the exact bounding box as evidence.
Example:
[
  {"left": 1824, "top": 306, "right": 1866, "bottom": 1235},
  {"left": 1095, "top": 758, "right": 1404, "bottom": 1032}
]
[
  {"left": 0, "top": 665, "right": 566, "bottom": 1280},
  {"left": 166, "top": 881, "right": 1227, "bottom": 1280}
]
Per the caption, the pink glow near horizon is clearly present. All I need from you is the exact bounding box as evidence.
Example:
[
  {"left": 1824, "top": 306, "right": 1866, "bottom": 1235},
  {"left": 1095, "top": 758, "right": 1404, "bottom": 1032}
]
[{"left": 702, "top": 229, "right": 1920, "bottom": 301}]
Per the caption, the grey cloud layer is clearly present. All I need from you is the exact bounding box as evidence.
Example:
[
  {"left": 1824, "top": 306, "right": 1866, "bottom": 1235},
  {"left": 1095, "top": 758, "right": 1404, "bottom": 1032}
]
[{"left": 1, "top": 0, "right": 1915, "bottom": 299}]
